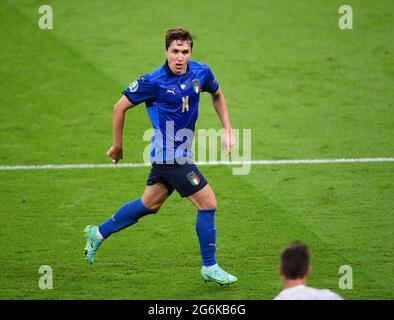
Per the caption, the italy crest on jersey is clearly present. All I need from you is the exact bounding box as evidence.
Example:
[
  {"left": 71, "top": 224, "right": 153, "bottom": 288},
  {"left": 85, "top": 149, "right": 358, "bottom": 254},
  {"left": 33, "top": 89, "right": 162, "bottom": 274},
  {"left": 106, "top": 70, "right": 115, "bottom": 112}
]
[
  {"left": 192, "top": 79, "right": 201, "bottom": 94},
  {"left": 186, "top": 171, "right": 200, "bottom": 186}
]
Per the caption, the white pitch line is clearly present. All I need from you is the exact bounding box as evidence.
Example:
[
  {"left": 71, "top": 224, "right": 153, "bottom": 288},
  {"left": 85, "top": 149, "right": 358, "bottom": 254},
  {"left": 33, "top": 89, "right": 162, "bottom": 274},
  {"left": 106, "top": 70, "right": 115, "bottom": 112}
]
[{"left": 0, "top": 158, "right": 393, "bottom": 171}]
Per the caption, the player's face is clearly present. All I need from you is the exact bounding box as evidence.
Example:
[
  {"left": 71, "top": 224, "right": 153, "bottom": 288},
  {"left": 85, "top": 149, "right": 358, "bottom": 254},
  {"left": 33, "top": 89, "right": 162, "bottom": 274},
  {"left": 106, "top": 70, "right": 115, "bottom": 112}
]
[{"left": 166, "top": 40, "right": 192, "bottom": 75}]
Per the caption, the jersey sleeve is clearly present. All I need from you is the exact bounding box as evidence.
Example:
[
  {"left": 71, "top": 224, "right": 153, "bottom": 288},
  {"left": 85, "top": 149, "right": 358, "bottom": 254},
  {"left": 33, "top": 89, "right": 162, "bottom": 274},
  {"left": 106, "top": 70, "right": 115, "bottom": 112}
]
[
  {"left": 201, "top": 66, "right": 219, "bottom": 93},
  {"left": 122, "top": 75, "right": 156, "bottom": 106}
]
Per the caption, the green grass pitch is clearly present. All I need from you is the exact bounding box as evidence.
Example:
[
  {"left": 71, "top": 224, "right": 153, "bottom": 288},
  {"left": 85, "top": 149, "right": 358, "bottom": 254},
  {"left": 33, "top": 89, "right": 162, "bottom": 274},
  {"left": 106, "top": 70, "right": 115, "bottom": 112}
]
[{"left": 0, "top": 0, "right": 393, "bottom": 299}]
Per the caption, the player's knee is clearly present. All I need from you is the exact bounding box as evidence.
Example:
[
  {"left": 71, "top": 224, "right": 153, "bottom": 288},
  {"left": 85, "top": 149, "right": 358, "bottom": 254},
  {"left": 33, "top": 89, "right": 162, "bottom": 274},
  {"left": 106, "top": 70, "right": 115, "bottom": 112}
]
[
  {"left": 147, "top": 203, "right": 161, "bottom": 213},
  {"left": 209, "top": 192, "right": 217, "bottom": 208},
  {"left": 141, "top": 199, "right": 159, "bottom": 213},
  {"left": 202, "top": 202, "right": 217, "bottom": 210},
  {"left": 141, "top": 197, "right": 165, "bottom": 213},
  {"left": 199, "top": 194, "right": 217, "bottom": 210}
]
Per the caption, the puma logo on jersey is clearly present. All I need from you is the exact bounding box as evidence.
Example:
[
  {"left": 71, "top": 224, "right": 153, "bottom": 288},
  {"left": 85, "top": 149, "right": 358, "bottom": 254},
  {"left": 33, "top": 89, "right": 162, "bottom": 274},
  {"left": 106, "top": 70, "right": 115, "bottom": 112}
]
[{"left": 166, "top": 89, "right": 176, "bottom": 95}]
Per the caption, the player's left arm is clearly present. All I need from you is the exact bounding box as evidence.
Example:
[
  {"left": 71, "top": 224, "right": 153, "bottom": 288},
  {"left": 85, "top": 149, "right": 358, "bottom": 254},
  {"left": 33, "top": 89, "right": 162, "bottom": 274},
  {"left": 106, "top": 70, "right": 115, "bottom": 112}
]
[{"left": 211, "top": 88, "right": 236, "bottom": 154}]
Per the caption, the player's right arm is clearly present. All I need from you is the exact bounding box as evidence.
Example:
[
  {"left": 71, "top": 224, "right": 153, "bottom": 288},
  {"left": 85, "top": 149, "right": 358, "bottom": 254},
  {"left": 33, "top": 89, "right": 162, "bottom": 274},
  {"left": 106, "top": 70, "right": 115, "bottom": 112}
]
[
  {"left": 106, "top": 95, "right": 134, "bottom": 163},
  {"left": 107, "top": 75, "right": 156, "bottom": 163}
]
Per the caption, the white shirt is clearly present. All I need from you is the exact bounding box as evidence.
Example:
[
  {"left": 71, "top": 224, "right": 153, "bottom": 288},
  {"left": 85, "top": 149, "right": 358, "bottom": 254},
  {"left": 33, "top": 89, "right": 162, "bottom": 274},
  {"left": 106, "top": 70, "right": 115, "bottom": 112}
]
[{"left": 274, "top": 284, "right": 343, "bottom": 300}]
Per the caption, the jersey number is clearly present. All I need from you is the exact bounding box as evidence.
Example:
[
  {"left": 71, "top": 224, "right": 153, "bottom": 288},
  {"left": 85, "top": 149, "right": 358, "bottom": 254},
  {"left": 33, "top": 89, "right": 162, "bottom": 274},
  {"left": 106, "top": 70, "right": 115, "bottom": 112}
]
[{"left": 182, "top": 96, "right": 189, "bottom": 112}]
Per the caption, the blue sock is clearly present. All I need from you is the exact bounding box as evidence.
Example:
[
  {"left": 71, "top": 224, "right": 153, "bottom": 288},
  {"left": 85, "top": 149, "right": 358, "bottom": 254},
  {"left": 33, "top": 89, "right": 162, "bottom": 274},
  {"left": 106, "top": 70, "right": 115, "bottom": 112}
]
[
  {"left": 98, "top": 198, "right": 155, "bottom": 239},
  {"left": 196, "top": 208, "right": 217, "bottom": 267}
]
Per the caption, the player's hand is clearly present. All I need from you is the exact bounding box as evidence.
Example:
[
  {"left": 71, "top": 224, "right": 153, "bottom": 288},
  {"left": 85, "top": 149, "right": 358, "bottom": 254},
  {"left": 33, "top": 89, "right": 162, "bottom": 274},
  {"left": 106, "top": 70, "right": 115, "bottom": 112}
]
[
  {"left": 106, "top": 146, "right": 123, "bottom": 164},
  {"left": 221, "top": 129, "right": 236, "bottom": 155}
]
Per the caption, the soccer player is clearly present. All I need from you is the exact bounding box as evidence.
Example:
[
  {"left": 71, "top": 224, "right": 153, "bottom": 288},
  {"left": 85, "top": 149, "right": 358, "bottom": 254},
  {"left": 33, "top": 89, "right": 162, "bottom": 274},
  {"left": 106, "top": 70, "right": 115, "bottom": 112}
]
[
  {"left": 84, "top": 27, "right": 237, "bottom": 286},
  {"left": 274, "top": 241, "right": 343, "bottom": 300}
]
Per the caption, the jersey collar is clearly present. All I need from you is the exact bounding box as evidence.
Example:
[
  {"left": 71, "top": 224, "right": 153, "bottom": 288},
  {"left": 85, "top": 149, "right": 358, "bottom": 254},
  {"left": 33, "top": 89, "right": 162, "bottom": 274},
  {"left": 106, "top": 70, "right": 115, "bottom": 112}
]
[{"left": 164, "top": 60, "right": 190, "bottom": 76}]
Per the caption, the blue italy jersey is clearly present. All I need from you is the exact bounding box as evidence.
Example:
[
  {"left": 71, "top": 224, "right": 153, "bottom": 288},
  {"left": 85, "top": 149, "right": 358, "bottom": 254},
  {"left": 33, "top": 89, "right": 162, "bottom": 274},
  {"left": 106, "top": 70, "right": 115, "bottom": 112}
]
[{"left": 122, "top": 60, "right": 219, "bottom": 163}]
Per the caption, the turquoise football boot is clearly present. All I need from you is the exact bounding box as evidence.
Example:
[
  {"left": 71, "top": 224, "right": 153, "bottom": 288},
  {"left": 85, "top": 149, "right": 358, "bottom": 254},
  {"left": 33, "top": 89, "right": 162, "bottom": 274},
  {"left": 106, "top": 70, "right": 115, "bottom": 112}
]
[
  {"left": 201, "top": 264, "right": 238, "bottom": 286},
  {"left": 84, "top": 225, "right": 102, "bottom": 265}
]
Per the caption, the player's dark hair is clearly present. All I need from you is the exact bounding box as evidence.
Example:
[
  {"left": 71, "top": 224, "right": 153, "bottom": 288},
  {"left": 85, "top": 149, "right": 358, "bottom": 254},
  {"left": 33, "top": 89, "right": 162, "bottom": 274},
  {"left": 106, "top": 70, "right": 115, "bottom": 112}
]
[
  {"left": 280, "top": 241, "right": 310, "bottom": 279},
  {"left": 165, "top": 27, "right": 193, "bottom": 50}
]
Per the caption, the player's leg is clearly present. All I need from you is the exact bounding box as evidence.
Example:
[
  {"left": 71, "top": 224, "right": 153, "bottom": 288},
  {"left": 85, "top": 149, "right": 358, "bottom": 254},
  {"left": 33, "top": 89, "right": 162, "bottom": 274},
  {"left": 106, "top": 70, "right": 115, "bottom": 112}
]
[
  {"left": 84, "top": 183, "right": 170, "bottom": 264},
  {"left": 98, "top": 183, "right": 170, "bottom": 238},
  {"left": 187, "top": 183, "right": 217, "bottom": 209},
  {"left": 187, "top": 184, "right": 237, "bottom": 285},
  {"left": 165, "top": 163, "right": 237, "bottom": 285},
  {"left": 141, "top": 182, "right": 171, "bottom": 212}
]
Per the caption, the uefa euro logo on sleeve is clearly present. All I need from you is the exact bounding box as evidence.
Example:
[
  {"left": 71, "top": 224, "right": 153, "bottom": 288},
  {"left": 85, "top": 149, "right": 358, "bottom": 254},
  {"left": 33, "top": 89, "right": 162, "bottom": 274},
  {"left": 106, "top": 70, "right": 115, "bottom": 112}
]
[{"left": 129, "top": 80, "right": 139, "bottom": 92}]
